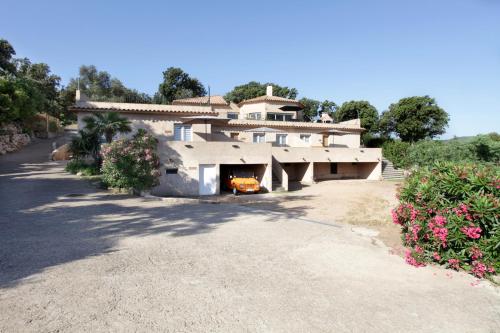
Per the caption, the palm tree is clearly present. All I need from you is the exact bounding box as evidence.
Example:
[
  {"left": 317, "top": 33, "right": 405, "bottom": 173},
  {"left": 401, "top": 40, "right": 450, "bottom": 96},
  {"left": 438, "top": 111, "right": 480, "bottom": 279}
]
[{"left": 83, "top": 112, "right": 132, "bottom": 143}]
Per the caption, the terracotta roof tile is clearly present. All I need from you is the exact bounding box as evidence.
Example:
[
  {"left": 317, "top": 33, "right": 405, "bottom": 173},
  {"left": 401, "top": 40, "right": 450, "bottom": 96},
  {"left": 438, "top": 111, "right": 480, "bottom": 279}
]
[
  {"left": 225, "top": 119, "right": 364, "bottom": 131},
  {"left": 70, "top": 101, "right": 215, "bottom": 115},
  {"left": 238, "top": 95, "right": 303, "bottom": 107},
  {"left": 172, "top": 95, "right": 228, "bottom": 106}
]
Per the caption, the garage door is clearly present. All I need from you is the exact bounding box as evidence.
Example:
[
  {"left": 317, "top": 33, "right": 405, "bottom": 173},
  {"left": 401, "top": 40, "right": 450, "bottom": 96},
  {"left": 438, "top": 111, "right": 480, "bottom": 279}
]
[{"left": 199, "top": 164, "right": 217, "bottom": 195}]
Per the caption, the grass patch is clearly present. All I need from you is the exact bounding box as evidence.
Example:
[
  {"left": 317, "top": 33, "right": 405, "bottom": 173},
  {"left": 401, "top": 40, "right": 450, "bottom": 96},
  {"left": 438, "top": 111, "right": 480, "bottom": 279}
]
[{"left": 65, "top": 160, "right": 100, "bottom": 176}]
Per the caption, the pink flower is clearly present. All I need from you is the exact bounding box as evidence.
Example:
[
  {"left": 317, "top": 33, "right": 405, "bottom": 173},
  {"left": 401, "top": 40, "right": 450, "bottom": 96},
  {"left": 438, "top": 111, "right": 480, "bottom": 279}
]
[
  {"left": 460, "top": 225, "right": 482, "bottom": 239},
  {"left": 405, "top": 249, "right": 425, "bottom": 267},
  {"left": 391, "top": 209, "right": 400, "bottom": 225},
  {"left": 470, "top": 247, "right": 483, "bottom": 260},
  {"left": 448, "top": 258, "right": 460, "bottom": 270},
  {"left": 432, "top": 252, "right": 441, "bottom": 261},
  {"left": 414, "top": 245, "right": 423, "bottom": 254},
  {"left": 471, "top": 261, "right": 487, "bottom": 278},
  {"left": 432, "top": 227, "right": 448, "bottom": 246},
  {"left": 434, "top": 215, "right": 446, "bottom": 226}
]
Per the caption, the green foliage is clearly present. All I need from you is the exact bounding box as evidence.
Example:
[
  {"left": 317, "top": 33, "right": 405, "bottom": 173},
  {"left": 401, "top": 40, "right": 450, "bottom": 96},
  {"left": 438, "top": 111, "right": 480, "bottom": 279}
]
[
  {"left": 65, "top": 159, "right": 100, "bottom": 176},
  {"left": 393, "top": 162, "right": 499, "bottom": 279},
  {"left": 0, "top": 39, "right": 16, "bottom": 75},
  {"left": 337, "top": 100, "right": 379, "bottom": 133},
  {"left": 82, "top": 112, "right": 132, "bottom": 143},
  {"left": 0, "top": 76, "right": 44, "bottom": 123},
  {"left": 101, "top": 130, "right": 161, "bottom": 191},
  {"left": 63, "top": 65, "right": 152, "bottom": 106},
  {"left": 224, "top": 81, "right": 298, "bottom": 104},
  {"left": 382, "top": 140, "right": 411, "bottom": 168},
  {"left": 154, "top": 67, "right": 206, "bottom": 104},
  {"left": 384, "top": 135, "right": 500, "bottom": 169},
  {"left": 299, "top": 97, "right": 321, "bottom": 121},
  {"left": 69, "top": 130, "right": 101, "bottom": 162},
  {"left": 48, "top": 120, "right": 58, "bottom": 133},
  {"left": 380, "top": 96, "right": 449, "bottom": 142}
]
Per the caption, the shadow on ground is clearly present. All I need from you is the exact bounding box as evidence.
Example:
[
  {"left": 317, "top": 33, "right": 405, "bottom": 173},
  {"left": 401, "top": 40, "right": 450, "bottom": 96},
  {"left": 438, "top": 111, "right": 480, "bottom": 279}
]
[{"left": 0, "top": 138, "right": 313, "bottom": 288}]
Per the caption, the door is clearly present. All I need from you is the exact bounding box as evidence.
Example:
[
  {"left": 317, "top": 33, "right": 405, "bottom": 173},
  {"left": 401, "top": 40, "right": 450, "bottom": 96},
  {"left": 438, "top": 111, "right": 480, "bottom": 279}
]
[{"left": 199, "top": 164, "right": 217, "bottom": 195}]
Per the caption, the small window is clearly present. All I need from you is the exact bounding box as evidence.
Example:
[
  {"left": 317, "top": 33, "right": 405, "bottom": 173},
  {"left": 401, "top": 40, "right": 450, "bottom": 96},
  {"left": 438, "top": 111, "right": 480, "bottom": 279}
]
[
  {"left": 166, "top": 168, "right": 178, "bottom": 174},
  {"left": 227, "top": 113, "right": 238, "bottom": 119},
  {"left": 330, "top": 163, "right": 338, "bottom": 174},
  {"left": 300, "top": 134, "right": 311, "bottom": 143},
  {"left": 248, "top": 113, "right": 262, "bottom": 120},
  {"left": 253, "top": 133, "right": 265, "bottom": 143},
  {"left": 230, "top": 132, "right": 239, "bottom": 140},
  {"left": 174, "top": 124, "right": 192, "bottom": 141},
  {"left": 276, "top": 134, "right": 287, "bottom": 146}
]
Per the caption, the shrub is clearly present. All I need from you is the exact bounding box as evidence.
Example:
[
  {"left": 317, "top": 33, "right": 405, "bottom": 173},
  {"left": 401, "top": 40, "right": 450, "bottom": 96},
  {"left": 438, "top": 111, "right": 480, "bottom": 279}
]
[
  {"left": 65, "top": 159, "right": 100, "bottom": 176},
  {"left": 48, "top": 120, "right": 58, "bottom": 133},
  {"left": 392, "top": 162, "right": 499, "bottom": 279},
  {"left": 101, "top": 129, "right": 160, "bottom": 191},
  {"left": 382, "top": 140, "right": 410, "bottom": 168}
]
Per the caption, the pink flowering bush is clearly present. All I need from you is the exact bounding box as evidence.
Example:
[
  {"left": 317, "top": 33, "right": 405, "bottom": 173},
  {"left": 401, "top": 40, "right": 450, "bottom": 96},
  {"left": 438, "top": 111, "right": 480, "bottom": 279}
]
[
  {"left": 392, "top": 162, "right": 499, "bottom": 279},
  {"left": 101, "top": 129, "right": 160, "bottom": 191}
]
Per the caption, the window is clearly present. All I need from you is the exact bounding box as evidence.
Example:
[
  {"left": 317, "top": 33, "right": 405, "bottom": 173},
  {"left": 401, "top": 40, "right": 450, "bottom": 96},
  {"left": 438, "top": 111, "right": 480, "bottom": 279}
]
[
  {"left": 267, "top": 113, "right": 294, "bottom": 121},
  {"left": 276, "top": 134, "right": 287, "bottom": 146},
  {"left": 248, "top": 113, "right": 262, "bottom": 120},
  {"left": 165, "top": 168, "right": 178, "bottom": 174},
  {"left": 330, "top": 163, "right": 338, "bottom": 174},
  {"left": 227, "top": 113, "right": 238, "bottom": 119},
  {"left": 253, "top": 133, "right": 265, "bottom": 143},
  {"left": 174, "top": 124, "right": 192, "bottom": 141},
  {"left": 230, "top": 132, "right": 239, "bottom": 140},
  {"left": 300, "top": 134, "right": 311, "bottom": 143}
]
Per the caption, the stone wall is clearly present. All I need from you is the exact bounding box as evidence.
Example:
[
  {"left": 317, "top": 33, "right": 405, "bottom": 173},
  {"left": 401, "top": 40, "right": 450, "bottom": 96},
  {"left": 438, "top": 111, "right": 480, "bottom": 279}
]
[{"left": 0, "top": 123, "right": 31, "bottom": 155}]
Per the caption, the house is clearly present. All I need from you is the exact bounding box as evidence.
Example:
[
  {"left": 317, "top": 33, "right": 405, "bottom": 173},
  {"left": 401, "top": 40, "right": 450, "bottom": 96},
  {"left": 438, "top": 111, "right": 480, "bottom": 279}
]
[{"left": 71, "top": 86, "right": 382, "bottom": 196}]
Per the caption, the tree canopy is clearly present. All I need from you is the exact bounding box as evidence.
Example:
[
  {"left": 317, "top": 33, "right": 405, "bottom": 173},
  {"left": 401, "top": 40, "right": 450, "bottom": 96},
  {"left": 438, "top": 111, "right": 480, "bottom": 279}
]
[
  {"left": 0, "top": 39, "right": 16, "bottom": 75},
  {"left": 154, "top": 67, "right": 206, "bottom": 104},
  {"left": 380, "top": 96, "right": 449, "bottom": 142},
  {"left": 224, "top": 81, "right": 298, "bottom": 104},
  {"left": 336, "top": 100, "right": 379, "bottom": 133}
]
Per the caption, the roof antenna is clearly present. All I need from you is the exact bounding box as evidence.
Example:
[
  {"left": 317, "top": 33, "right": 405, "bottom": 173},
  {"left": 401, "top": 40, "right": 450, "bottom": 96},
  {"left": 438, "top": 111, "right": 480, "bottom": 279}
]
[{"left": 208, "top": 85, "right": 211, "bottom": 106}]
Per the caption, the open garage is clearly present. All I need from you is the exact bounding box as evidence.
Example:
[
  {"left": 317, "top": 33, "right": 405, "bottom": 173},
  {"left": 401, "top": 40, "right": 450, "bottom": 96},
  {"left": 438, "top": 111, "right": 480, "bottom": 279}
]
[
  {"left": 313, "top": 162, "right": 380, "bottom": 180},
  {"left": 220, "top": 164, "right": 268, "bottom": 193}
]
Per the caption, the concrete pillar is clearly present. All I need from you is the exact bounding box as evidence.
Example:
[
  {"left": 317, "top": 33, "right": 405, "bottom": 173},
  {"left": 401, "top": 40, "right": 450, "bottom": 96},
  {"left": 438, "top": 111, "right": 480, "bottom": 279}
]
[
  {"left": 262, "top": 162, "right": 273, "bottom": 192},
  {"left": 302, "top": 162, "right": 314, "bottom": 184}
]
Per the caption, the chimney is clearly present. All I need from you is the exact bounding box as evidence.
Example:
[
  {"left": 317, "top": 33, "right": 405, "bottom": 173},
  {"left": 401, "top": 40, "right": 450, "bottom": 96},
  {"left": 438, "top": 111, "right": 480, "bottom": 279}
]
[
  {"left": 266, "top": 85, "right": 273, "bottom": 96},
  {"left": 75, "top": 90, "right": 88, "bottom": 102}
]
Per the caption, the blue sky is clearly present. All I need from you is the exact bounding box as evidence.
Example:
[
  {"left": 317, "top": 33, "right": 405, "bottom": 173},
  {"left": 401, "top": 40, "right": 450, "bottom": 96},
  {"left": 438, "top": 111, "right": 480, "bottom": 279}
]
[{"left": 2, "top": 0, "right": 499, "bottom": 138}]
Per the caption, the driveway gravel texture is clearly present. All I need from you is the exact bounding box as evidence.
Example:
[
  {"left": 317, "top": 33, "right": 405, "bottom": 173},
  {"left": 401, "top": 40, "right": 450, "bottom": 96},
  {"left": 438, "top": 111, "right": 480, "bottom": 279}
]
[{"left": 0, "top": 135, "right": 499, "bottom": 332}]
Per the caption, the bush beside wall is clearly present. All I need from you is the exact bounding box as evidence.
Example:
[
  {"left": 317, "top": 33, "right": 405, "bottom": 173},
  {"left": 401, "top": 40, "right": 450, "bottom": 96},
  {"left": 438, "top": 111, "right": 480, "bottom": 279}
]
[{"left": 392, "top": 162, "right": 499, "bottom": 279}]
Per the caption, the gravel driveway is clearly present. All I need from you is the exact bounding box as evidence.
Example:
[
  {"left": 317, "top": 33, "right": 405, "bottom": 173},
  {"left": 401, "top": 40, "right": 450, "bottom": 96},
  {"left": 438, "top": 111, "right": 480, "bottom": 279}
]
[{"left": 1, "top": 137, "right": 499, "bottom": 332}]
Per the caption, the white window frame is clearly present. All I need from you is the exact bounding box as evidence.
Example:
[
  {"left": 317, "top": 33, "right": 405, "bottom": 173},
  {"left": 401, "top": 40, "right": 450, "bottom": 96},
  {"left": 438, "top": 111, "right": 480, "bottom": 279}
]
[
  {"left": 248, "top": 112, "right": 262, "bottom": 120},
  {"left": 276, "top": 134, "right": 288, "bottom": 146},
  {"left": 174, "top": 124, "right": 192, "bottom": 142},
  {"left": 253, "top": 133, "right": 265, "bottom": 143},
  {"left": 300, "top": 134, "right": 311, "bottom": 143}
]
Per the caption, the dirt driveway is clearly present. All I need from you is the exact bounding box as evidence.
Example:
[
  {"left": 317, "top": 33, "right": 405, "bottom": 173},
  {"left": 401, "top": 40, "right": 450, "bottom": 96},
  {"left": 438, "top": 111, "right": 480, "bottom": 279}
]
[{"left": 1, "top": 139, "right": 499, "bottom": 332}]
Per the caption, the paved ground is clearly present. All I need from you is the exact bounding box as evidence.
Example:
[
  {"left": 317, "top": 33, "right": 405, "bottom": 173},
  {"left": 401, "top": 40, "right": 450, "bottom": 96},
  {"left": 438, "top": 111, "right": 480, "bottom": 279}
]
[{"left": 0, "top": 137, "right": 499, "bottom": 332}]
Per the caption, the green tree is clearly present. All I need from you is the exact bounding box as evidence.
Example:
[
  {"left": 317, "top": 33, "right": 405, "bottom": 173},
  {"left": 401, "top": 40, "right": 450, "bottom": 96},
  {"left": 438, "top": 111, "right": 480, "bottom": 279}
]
[
  {"left": 0, "top": 77, "right": 44, "bottom": 123},
  {"left": 0, "top": 39, "right": 16, "bottom": 75},
  {"left": 14, "top": 58, "right": 61, "bottom": 116},
  {"left": 380, "top": 96, "right": 449, "bottom": 142},
  {"left": 320, "top": 100, "right": 338, "bottom": 118},
  {"left": 299, "top": 97, "right": 321, "bottom": 121},
  {"left": 337, "top": 100, "right": 379, "bottom": 132},
  {"left": 155, "top": 67, "right": 206, "bottom": 104},
  {"left": 82, "top": 112, "right": 132, "bottom": 143},
  {"left": 224, "top": 81, "right": 298, "bottom": 104}
]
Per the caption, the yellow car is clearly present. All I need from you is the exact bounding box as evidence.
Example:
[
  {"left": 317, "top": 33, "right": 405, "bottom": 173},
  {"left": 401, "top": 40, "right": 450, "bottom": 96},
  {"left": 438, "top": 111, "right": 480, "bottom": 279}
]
[{"left": 225, "top": 170, "right": 260, "bottom": 194}]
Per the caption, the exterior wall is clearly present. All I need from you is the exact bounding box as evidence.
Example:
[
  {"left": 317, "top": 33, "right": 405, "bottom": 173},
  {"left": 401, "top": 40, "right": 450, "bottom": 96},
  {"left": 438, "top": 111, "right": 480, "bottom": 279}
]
[
  {"left": 239, "top": 102, "right": 297, "bottom": 120},
  {"left": 76, "top": 111, "right": 211, "bottom": 142},
  {"left": 272, "top": 147, "right": 382, "bottom": 164},
  {"left": 332, "top": 133, "right": 360, "bottom": 148},
  {"left": 314, "top": 162, "right": 381, "bottom": 180},
  {"left": 153, "top": 141, "right": 273, "bottom": 196}
]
